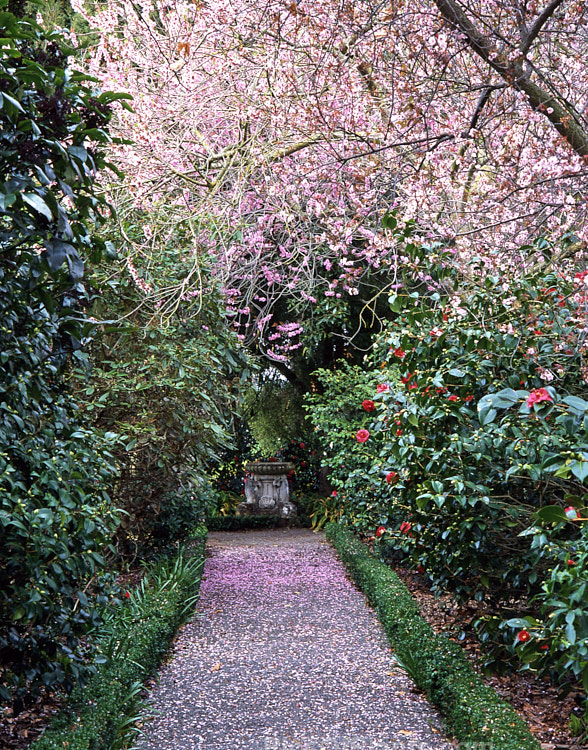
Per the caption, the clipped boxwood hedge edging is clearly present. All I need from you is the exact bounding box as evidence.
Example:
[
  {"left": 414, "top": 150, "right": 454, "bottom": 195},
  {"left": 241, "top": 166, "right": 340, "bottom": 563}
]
[
  {"left": 29, "top": 530, "right": 207, "bottom": 750},
  {"left": 206, "top": 514, "right": 311, "bottom": 531},
  {"left": 325, "top": 523, "right": 540, "bottom": 750}
]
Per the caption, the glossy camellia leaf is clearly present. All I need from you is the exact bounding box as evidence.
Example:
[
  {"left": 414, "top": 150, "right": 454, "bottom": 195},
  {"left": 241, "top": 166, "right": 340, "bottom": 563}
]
[
  {"left": 570, "top": 461, "right": 588, "bottom": 483},
  {"left": 22, "top": 192, "right": 53, "bottom": 220},
  {"left": 534, "top": 506, "right": 568, "bottom": 524},
  {"left": 564, "top": 396, "right": 588, "bottom": 415}
]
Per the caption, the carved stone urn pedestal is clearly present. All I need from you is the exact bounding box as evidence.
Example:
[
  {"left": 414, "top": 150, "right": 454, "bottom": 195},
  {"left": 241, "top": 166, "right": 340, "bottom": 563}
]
[{"left": 237, "top": 461, "right": 297, "bottom": 517}]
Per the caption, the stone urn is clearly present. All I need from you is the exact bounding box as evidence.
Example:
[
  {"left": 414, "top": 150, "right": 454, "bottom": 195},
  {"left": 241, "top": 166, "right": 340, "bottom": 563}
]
[{"left": 237, "top": 461, "right": 297, "bottom": 517}]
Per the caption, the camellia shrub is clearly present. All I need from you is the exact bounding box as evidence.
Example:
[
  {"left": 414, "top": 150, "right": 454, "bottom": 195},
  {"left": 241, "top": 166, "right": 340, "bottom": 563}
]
[
  {"left": 304, "top": 362, "right": 391, "bottom": 528},
  {"left": 306, "top": 231, "right": 588, "bottom": 688}
]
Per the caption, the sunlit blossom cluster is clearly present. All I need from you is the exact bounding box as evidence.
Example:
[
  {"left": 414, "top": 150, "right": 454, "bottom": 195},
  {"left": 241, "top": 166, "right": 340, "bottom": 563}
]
[{"left": 75, "top": 0, "right": 588, "bottom": 359}]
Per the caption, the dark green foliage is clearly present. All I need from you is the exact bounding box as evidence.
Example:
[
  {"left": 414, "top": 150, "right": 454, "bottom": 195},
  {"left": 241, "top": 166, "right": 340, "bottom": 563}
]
[
  {"left": 29, "top": 533, "right": 206, "bottom": 750},
  {"left": 326, "top": 524, "right": 540, "bottom": 750},
  {"left": 147, "top": 487, "right": 209, "bottom": 546},
  {"left": 83, "top": 217, "right": 250, "bottom": 557},
  {"left": 244, "top": 377, "right": 310, "bottom": 452},
  {"left": 0, "top": 6, "right": 127, "bottom": 704},
  {"left": 275, "top": 439, "right": 321, "bottom": 494}
]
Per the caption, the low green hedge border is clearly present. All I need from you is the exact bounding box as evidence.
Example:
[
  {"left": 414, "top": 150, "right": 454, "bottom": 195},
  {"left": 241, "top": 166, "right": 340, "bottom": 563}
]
[
  {"left": 206, "top": 514, "right": 311, "bottom": 531},
  {"left": 325, "top": 523, "right": 540, "bottom": 750},
  {"left": 30, "top": 530, "right": 207, "bottom": 750}
]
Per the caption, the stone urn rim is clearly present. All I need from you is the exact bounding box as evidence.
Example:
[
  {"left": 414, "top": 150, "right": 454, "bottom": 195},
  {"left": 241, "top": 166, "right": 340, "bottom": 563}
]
[{"left": 245, "top": 460, "right": 295, "bottom": 475}]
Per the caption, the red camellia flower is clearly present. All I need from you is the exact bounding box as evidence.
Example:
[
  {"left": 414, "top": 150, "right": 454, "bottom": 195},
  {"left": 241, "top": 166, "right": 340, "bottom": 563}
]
[
  {"left": 393, "top": 347, "right": 406, "bottom": 358},
  {"left": 400, "top": 521, "right": 412, "bottom": 534},
  {"left": 400, "top": 372, "right": 413, "bottom": 384},
  {"left": 356, "top": 429, "right": 370, "bottom": 443},
  {"left": 464, "top": 395, "right": 474, "bottom": 403},
  {"left": 517, "top": 630, "right": 531, "bottom": 643},
  {"left": 124, "top": 591, "right": 131, "bottom": 599},
  {"left": 376, "top": 526, "right": 386, "bottom": 538},
  {"left": 565, "top": 506, "right": 579, "bottom": 520},
  {"left": 567, "top": 559, "right": 576, "bottom": 566},
  {"left": 362, "top": 399, "right": 376, "bottom": 412},
  {"left": 448, "top": 394, "right": 458, "bottom": 402},
  {"left": 417, "top": 564, "right": 425, "bottom": 574},
  {"left": 539, "top": 643, "right": 549, "bottom": 651},
  {"left": 300, "top": 442, "right": 305, "bottom": 449},
  {"left": 386, "top": 471, "right": 397, "bottom": 483},
  {"left": 526, "top": 388, "right": 553, "bottom": 408},
  {"left": 396, "top": 429, "right": 402, "bottom": 436},
  {"left": 376, "top": 383, "right": 390, "bottom": 393}
]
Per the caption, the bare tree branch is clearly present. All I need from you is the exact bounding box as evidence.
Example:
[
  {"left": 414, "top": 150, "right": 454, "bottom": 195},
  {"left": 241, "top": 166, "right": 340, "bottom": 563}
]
[
  {"left": 462, "top": 83, "right": 506, "bottom": 136},
  {"left": 520, "top": 0, "right": 566, "bottom": 54},
  {"left": 433, "top": 0, "right": 588, "bottom": 156}
]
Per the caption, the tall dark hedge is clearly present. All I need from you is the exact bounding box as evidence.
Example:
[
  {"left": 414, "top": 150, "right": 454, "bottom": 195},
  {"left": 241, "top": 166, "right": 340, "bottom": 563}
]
[{"left": 0, "top": 1, "right": 129, "bottom": 707}]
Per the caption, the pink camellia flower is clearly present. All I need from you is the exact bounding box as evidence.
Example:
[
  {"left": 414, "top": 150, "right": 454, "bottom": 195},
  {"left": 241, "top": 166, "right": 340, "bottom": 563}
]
[
  {"left": 362, "top": 399, "right": 376, "bottom": 412},
  {"left": 377, "top": 383, "right": 390, "bottom": 393},
  {"left": 376, "top": 526, "right": 386, "bottom": 538},
  {"left": 331, "top": 490, "right": 337, "bottom": 497},
  {"left": 526, "top": 388, "right": 553, "bottom": 408},
  {"left": 356, "top": 429, "right": 370, "bottom": 443},
  {"left": 400, "top": 521, "right": 412, "bottom": 534},
  {"left": 386, "top": 471, "right": 397, "bottom": 484},
  {"left": 517, "top": 630, "right": 531, "bottom": 643}
]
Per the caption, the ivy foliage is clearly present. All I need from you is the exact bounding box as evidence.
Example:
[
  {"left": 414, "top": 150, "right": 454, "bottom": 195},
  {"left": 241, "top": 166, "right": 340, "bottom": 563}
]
[{"left": 0, "top": 3, "right": 125, "bottom": 705}]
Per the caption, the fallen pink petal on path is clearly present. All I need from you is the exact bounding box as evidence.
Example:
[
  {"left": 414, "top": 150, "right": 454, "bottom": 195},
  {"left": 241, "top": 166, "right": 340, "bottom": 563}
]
[{"left": 138, "top": 529, "right": 452, "bottom": 750}]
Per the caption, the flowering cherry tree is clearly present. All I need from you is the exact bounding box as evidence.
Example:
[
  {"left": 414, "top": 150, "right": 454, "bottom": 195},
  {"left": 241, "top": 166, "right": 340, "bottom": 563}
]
[{"left": 72, "top": 0, "right": 588, "bottom": 374}]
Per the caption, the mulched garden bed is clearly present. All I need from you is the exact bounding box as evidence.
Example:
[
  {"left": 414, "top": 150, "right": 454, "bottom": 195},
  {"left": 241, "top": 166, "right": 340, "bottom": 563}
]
[{"left": 394, "top": 566, "right": 585, "bottom": 750}]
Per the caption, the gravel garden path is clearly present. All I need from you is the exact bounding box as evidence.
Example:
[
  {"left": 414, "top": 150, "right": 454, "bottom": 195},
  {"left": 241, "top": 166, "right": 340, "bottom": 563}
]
[{"left": 138, "top": 529, "right": 453, "bottom": 750}]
